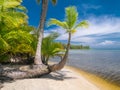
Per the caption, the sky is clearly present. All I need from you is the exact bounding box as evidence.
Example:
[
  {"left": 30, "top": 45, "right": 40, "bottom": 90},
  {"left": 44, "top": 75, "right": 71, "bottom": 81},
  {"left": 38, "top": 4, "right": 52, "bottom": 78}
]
[{"left": 22, "top": 0, "right": 120, "bottom": 49}]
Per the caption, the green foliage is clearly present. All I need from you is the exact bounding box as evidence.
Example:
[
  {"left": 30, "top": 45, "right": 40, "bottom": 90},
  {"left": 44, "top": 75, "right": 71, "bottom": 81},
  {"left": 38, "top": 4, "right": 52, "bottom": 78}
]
[
  {"left": 0, "top": 35, "right": 10, "bottom": 53},
  {"left": 51, "top": 0, "right": 57, "bottom": 5},
  {"left": 3, "top": 30, "right": 35, "bottom": 54},
  {"left": 65, "top": 6, "right": 78, "bottom": 29},
  {"left": 48, "top": 6, "right": 89, "bottom": 34},
  {"left": 0, "top": 0, "right": 36, "bottom": 62},
  {"left": 47, "top": 6, "right": 89, "bottom": 60},
  {"left": 42, "top": 32, "right": 64, "bottom": 64},
  {"left": 70, "top": 44, "right": 90, "bottom": 49}
]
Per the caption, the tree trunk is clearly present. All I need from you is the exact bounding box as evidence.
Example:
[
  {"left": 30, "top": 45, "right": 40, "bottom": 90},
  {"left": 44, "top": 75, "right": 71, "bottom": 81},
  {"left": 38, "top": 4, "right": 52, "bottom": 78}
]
[
  {"left": 0, "top": 33, "right": 71, "bottom": 79},
  {"left": 0, "top": 0, "right": 51, "bottom": 80},
  {"left": 34, "top": 0, "right": 48, "bottom": 65},
  {"left": 50, "top": 33, "right": 71, "bottom": 71},
  {"left": 0, "top": 0, "right": 71, "bottom": 80},
  {"left": 0, "top": 65, "right": 50, "bottom": 79}
]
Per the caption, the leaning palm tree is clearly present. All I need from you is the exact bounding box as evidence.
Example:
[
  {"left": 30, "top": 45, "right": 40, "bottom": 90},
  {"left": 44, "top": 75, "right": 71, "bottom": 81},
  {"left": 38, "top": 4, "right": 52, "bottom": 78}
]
[
  {"left": 34, "top": 0, "right": 57, "bottom": 66},
  {"left": 0, "top": 6, "right": 88, "bottom": 80},
  {"left": 48, "top": 6, "right": 89, "bottom": 71}
]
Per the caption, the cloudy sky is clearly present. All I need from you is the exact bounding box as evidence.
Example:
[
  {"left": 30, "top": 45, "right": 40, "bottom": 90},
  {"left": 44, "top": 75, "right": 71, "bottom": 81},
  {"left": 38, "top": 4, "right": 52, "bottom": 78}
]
[{"left": 22, "top": 0, "right": 120, "bottom": 49}]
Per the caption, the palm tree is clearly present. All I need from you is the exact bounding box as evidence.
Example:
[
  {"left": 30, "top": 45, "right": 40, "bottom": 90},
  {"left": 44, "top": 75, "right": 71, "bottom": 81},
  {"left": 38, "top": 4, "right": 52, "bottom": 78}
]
[
  {"left": 34, "top": 0, "right": 57, "bottom": 65},
  {"left": 1, "top": 6, "right": 88, "bottom": 80},
  {"left": 0, "top": 0, "right": 29, "bottom": 57},
  {"left": 42, "top": 32, "right": 64, "bottom": 65},
  {"left": 0, "top": 0, "right": 27, "bottom": 28},
  {"left": 48, "top": 6, "right": 89, "bottom": 71}
]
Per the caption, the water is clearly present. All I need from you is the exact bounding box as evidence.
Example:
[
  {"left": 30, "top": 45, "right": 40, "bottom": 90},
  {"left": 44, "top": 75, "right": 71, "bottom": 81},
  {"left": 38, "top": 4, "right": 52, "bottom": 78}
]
[{"left": 51, "top": 49, "right": 120, "bottom": 85}]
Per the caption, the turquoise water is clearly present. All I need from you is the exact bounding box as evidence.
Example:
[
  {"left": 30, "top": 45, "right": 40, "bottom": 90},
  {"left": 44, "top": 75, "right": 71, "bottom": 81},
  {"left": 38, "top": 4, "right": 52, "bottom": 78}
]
[{"left": 51, "top": 49, "right": 120, "bottom": 85}]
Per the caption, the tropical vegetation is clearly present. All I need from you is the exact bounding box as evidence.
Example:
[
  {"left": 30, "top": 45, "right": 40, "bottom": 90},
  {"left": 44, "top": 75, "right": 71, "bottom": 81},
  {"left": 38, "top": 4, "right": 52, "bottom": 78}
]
[
  {"left": 63, "top": 44, "right": 90, "bottom": 49},
  {"left": 0, "top": 0, "right": 88, "bottom": 80},
  {"left": 0, "top": 0, "right": 35, "bottom": 63},
  {"left": 34, "top": 0, "right": 57, "bottom": 65},
  {"left": 48, "top": 6, "right": 88, "bottom": 71},
  {"left": 42, "top": 32, "right": 64, "bottom": 65}
]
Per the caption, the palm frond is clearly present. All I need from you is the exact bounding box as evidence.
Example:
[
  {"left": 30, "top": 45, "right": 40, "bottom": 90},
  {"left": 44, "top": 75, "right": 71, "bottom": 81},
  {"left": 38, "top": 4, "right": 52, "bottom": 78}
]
[
  {"left": 71, "top": 29, "right": 77, "bottom": 34},
  {"left": 0, "top": 35, "right": 9, "bottom": 50},
  {"left": 47, "top": 18, "right": 68, "bottom": 29},
  {"left": 15, "top": 44, "right": 35, "bottom": 54},
  {"left": 65, "top": 6, "right": 78, "bottom": 29},
  {"left": 0, "top": 0, "right": 22, "bottom": 10},
  {"left": 4, "top": 30, "right": 33, "bottom": 45},
  {"left": 46, "top": 32, "right": 60, "bottom": 40},
  {"left": 51, "top": 0, "right": 57, "bottom": 5},
  {"left": 0, "top": 11, "right": 28, "bottom": 28},
  {"left": 17, "top": 5, "right": 28, "bottom": 13},
  {"left": 36, "top": 0, "right": 41, "bottom": 4},
  {"left": 74, "top": 20, "right": 89, "bottom": 29}
]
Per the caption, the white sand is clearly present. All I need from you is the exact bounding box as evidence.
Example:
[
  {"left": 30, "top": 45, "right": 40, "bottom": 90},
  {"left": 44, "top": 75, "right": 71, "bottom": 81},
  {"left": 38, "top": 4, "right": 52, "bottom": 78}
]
[{"left": 1, "top": 68, "right": 100, "bottom": 90}]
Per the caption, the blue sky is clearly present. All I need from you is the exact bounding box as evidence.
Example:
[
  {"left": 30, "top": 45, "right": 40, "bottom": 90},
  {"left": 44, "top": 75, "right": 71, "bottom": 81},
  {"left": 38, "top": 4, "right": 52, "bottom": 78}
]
[{"left": 22, "top": 0, "right": 120, "bottom": 49}]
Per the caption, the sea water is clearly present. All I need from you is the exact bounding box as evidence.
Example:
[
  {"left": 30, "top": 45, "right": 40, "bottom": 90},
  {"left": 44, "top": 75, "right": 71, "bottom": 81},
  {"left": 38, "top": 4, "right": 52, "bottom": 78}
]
[{"left": 51, "top": 49, "right": 120, "bottom": 85}]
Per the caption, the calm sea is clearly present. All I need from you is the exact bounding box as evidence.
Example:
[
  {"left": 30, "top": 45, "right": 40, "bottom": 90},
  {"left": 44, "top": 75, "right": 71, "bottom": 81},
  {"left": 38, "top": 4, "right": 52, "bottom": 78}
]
[{"left": 51, "top": 49, "right": 120, "bottom": 85}]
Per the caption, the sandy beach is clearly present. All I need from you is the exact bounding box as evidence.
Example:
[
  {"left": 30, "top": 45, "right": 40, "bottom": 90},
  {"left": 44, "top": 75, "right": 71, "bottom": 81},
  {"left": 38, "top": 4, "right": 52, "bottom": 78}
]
[
  {"left": 0, "top": 66, "right": 120, "bottom": 90},
  {"left": 1, "top": 67, "right": 100, "bottom": 90}
]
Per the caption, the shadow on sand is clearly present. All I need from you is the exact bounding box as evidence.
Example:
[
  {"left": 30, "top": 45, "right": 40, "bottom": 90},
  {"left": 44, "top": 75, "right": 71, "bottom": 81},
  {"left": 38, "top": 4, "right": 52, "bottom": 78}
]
[
  {"left": 41, "top": 70, "right": 77, "bottom": 81},
  {"left": 0, "top": 70, "right": 76, "bottom": 89},
  {"left": 0, "top": 75, "right": 14, "bottom": 89}
]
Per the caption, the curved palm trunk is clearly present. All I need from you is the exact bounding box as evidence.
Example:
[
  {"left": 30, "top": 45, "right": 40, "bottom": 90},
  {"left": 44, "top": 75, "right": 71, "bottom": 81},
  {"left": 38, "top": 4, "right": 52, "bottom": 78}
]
[
  {"left": 50, "top": 33, "right": 71, "bottom": 71},
  {"left": 0, "top": 33, "right": 71, "bottom": 79},
  {"left": 0, "top": 65, "right": 49, "bottom": 79},
  {"left": 34, "top": 0, "right": 48, "bottom": 65}
]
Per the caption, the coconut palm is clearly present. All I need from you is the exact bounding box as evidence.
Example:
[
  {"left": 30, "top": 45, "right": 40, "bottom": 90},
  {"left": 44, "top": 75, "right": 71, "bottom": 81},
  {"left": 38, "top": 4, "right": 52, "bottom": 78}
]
[
  {"left": 48, "top": 6, "right": 89, "bottom": 71},
  {"left": 0, "top": 0, "right": 34, "bottom": 62},
  {"left": 42, "top": 32, "right": 64, "bottom": 65},
  {"left": 0, "top": 6, "right": 88, "bottom": 80},
  {"left": 34, "top": 0, "right": 57, "bottom": 65},
  {"left": 0, "top": 0, "right": 27, "bottom": 28}
]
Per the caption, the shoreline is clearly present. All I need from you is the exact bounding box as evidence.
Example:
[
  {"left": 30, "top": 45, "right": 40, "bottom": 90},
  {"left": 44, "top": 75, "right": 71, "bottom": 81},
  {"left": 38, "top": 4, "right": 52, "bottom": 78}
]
[
  {"left": 65, "top": 65, "right": 120, "bottom": 90},
  {"left": 1, "top": 65, "right": 100, "bottom": 90},
  {"left": 1, "top": 63, "right": 120, "bottom": 90}
]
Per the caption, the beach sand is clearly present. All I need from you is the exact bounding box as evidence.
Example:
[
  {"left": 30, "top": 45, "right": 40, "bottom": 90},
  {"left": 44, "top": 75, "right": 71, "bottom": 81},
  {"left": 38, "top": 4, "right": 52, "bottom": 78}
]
[
  {"left": 1, "top": 66, "right": 120, "bottom": 90},
  {"left": 1, "top": 67, "right": 100, "bottom": 90}
]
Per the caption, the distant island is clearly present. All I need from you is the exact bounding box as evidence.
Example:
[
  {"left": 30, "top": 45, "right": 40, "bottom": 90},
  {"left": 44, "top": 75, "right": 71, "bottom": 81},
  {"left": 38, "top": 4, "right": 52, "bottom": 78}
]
[{"left": 63, "top": 44, "right": 90, "bottom": 49}]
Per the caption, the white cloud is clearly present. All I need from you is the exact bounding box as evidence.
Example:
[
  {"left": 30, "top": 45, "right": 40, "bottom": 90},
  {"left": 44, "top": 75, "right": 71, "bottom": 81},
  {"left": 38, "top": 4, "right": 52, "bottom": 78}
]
[
  {"left": 75, "top": 16, "right": 120, "bottom": 37},
  {"left": 98, "top": 40, "right": 115, "bottom": 45},
  {"left": 72, "top": 37, "right": 95, "bottom": 43},
  {"left": 45, "top": 16, "right": 120, "bottom": 48},
  {"left": 82, "top": 4, "right": 101, "bottom": 10}
]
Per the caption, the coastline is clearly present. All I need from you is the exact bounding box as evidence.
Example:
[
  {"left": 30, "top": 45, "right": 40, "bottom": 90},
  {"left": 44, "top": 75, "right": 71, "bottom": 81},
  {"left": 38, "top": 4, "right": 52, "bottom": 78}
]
[
  {"left": 1, "top": 66, "right": 100, "bottom": 90},
  {"left": 1, "top": 63, "right": 120, "bottom": 90},
  {"left": 65, "top": 65, "right": 120, "bottom": 90}
]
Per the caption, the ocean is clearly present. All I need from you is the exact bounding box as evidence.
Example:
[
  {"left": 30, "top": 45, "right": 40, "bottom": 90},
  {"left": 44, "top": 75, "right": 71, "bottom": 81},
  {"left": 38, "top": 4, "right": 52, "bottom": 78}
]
[{"left": 51, "top": 49, "right": 120, "bottom": 86}]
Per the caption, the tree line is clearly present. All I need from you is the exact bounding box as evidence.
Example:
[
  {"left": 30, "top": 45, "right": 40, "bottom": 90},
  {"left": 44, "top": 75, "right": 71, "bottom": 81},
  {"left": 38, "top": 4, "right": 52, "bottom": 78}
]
[{"left": 69, "top": 45, "right": 90, "bottom": 49}]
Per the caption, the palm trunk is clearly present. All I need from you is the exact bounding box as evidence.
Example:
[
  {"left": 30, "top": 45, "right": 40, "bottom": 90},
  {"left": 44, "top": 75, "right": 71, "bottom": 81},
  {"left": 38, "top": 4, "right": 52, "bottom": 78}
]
[
  {"left": 50, "top": 33, "right": 71, "bottom": 71},
  {"left": 34, "top": 0, "right": 48, "bottom": 65},
  {"left": 1, "top": 65, "right": 49, "bottom": 79},
  {"left": 0, "top": 33, "right": 71, "bottom": 79},
  {"left": 45, "top": 56, "right": 49, "bottom": 65}
]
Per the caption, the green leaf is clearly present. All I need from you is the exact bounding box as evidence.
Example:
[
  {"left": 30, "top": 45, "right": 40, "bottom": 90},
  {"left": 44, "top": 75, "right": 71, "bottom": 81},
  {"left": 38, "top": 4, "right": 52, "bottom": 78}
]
[
  {"left": 47, "top": 18, "right": 68, "bottom": 29},
  {"left": 65, "top": 6, "right": 78, "bottom": 29},
  {"left": 74, "top": 20, "right": 89, "bottom": 29},
  {"left": 51, "top": 0, "right": 57, "bottom": 5}
]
